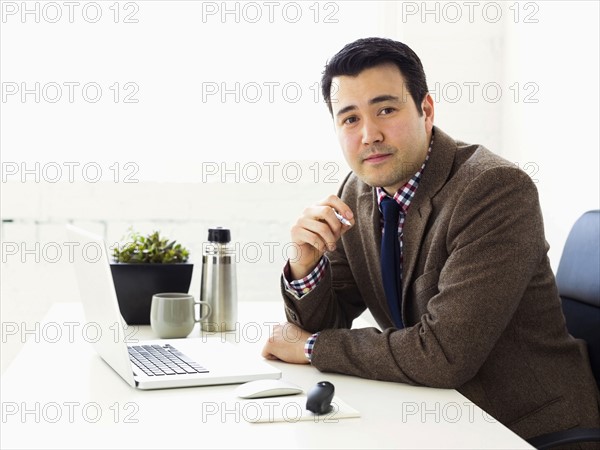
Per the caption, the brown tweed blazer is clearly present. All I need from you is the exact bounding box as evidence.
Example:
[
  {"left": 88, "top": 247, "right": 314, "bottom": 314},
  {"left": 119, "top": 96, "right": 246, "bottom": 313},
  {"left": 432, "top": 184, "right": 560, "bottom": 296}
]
[{"left": 281, "top": 126, "right": 600, "bottom": 439}]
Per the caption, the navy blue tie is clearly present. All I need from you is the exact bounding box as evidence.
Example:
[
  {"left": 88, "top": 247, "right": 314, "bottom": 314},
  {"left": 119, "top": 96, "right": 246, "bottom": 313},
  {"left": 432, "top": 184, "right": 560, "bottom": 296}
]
[{"left": 381, "top": 197, "right": 403, "bottom": 328}]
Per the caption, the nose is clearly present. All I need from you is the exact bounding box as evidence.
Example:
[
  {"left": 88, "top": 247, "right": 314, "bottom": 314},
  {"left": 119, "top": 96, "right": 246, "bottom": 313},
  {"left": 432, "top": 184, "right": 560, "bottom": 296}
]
[{"left": 361, "top": 117, "right": 383, "bottom": 146}]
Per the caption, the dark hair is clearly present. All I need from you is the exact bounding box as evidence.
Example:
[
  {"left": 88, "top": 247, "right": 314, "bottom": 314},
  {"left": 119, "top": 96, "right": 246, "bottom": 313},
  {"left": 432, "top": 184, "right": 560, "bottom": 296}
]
[{"left": 321, "top": 37, "right": 429, "bottom": 116}]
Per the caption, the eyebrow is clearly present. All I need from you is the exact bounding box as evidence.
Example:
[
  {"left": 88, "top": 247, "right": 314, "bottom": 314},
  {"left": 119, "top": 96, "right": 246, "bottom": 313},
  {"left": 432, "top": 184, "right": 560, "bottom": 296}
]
[{"left": 335, "top": 95, "right": 401, "bottom": 118}]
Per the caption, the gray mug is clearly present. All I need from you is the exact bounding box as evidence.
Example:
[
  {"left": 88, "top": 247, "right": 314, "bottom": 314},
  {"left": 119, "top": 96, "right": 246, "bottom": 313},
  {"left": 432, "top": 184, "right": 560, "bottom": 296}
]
[{"left": 150, "top": 293, "right": 211, "bottom": 339}]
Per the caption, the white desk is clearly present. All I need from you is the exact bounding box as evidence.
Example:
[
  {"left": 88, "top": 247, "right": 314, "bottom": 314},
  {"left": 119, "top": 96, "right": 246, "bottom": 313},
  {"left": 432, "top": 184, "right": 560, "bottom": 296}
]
[{"left": 1, "top": 302, "right": 532, "bottom": 449}]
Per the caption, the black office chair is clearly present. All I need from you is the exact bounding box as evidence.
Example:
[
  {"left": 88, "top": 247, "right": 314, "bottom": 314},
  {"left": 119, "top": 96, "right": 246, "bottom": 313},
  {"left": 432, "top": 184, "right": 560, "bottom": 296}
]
[{"left": 527, "top": 210, "right": 600, "bottom": 449}]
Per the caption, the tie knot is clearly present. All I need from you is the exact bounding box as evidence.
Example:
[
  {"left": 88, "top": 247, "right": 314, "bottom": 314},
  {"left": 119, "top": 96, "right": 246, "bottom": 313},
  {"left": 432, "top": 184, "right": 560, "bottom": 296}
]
[{"left": 381, "top": 197, "right": 400, "bottom": 222}]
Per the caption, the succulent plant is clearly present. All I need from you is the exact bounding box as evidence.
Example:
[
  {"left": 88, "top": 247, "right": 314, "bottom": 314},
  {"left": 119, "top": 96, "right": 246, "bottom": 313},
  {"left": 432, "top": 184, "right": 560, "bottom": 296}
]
[{"left": 113, "top": 229, "right": 189, "bottom": 264}]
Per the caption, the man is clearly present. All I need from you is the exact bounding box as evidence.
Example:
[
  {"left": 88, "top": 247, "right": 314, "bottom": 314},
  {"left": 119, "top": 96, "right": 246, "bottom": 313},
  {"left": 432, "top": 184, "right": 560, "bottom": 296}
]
[{"left": 262, "top": 37, "right": 600, "bottom": 440}]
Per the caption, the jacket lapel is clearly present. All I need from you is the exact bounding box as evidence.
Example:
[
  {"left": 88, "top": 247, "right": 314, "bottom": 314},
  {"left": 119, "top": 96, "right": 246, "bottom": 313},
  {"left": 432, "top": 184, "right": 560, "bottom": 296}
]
[{"left": 401, "top": 127, "right": 457, "bottom": 321}]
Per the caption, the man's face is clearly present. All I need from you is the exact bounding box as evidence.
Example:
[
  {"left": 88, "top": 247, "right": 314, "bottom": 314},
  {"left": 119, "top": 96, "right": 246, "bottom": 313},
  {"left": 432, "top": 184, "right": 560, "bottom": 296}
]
[{"left": 331, "top": 63, "right": 434, "bottom": 194}]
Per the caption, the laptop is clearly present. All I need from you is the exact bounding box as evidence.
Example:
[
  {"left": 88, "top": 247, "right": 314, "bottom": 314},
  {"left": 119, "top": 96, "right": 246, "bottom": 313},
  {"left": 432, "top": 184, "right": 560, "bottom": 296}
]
[{"left": 67, "top": 225, "right": 281, "bottom": 390}]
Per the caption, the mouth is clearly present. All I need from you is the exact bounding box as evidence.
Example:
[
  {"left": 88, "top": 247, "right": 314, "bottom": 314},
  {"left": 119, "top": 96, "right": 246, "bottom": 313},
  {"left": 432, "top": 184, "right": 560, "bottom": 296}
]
[{"left": 363, "top": 153, "right": 392, "bottom": 164}]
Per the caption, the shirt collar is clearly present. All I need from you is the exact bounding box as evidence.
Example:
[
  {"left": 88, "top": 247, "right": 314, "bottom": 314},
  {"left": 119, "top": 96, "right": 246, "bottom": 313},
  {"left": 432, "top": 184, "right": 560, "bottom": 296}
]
[{"left": 376, "top": 131, "right": 434, "bottom": 213}]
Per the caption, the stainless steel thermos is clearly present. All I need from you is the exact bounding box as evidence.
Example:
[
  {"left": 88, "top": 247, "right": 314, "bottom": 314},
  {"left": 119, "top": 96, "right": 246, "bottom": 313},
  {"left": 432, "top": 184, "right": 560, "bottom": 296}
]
[{"left": 199, "top": 227, "right": 238, "bottom": 331}]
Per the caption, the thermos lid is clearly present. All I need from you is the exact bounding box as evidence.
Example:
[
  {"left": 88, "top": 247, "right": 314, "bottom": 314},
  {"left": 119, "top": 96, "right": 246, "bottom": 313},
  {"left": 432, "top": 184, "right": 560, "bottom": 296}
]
[{"left": 208, "top": 227, "right": 231, "bottom": 243}]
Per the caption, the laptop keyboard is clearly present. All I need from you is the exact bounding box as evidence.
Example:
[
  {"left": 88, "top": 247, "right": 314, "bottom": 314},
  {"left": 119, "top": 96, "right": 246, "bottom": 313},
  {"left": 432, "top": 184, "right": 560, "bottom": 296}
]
[{"left": 128, "top": 344, "right": 209, "bottom": 377}]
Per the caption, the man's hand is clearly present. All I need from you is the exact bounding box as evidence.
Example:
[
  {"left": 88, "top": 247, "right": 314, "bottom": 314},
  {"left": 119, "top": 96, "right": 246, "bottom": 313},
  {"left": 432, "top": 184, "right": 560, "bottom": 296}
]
[
  {"left": 289, "top": 195, "right": 354, "bottom": 279},
  {"left": 262, "top": 323, "right": 313, "bottom": 364}
]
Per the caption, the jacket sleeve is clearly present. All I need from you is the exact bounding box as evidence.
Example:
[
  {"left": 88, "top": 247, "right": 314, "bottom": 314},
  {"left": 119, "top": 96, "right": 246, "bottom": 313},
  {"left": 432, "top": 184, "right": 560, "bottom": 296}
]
[
  {"left": 281, "top": 172, "right": 367, "bottom": 332},
  {"left": 303, "top": 166, "right": 548, "bottom": 388}
]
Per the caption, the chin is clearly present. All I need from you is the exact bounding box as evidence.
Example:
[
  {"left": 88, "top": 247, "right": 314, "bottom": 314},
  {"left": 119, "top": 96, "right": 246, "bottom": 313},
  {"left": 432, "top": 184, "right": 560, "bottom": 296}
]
[
  {"left": 360, "top": 177, "right": 386, "bottom": 189},
  {"left": 354, "top": 172, "right": 376, "bottom": 187}
]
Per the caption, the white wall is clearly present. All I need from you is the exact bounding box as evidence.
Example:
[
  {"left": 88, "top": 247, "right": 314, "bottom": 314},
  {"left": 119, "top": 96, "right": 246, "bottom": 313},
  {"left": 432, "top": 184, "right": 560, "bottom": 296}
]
[
  {"left": 501, "top": 1, "right": 600, "bottom": 269},
  {"left": 383, "top": 1, "right": 599, "bottom": 269},
  {"left": 2, "top": 1, "right": 598, "bottom": 370}
]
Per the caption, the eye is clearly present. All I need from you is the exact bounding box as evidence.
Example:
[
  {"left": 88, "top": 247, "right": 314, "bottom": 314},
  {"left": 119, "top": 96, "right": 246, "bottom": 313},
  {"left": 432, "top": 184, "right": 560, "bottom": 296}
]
[
  {"left": 342, "top": 116, "right": 358, "bottom": 125},
  {"left": 379, "top": 107, "right": 396, "bottom": 115}
]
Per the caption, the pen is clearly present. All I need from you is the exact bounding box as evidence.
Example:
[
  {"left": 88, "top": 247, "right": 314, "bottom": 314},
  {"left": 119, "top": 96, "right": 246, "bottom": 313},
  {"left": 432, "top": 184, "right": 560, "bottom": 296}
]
[{"left": 333, "top": 209, "right": 352, "bottom": 226}]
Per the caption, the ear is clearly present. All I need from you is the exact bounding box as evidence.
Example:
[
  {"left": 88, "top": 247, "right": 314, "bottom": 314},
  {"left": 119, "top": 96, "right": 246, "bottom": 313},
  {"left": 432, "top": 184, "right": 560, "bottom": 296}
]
[{"left": 422, "top": 94, "right": 435, "bottom": 131}]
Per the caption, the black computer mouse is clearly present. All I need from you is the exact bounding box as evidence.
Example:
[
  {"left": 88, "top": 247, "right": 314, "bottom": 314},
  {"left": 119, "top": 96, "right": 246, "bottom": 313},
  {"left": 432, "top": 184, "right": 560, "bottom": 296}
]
[{"left": 306, "top": 381, "right": 335, "bottom": 415}]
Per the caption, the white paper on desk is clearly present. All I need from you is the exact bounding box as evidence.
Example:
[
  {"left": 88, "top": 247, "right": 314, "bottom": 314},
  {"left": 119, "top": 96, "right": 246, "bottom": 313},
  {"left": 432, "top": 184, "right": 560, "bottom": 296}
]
[{"left": 238, "top": 395, "right": 360, "bottom": 424}]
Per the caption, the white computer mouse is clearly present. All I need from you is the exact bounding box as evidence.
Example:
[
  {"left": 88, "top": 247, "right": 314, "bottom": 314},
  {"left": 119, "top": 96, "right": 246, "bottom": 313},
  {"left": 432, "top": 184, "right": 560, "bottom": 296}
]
[{"left": 234, "top": 379, "right": 303, "bottom": 399}]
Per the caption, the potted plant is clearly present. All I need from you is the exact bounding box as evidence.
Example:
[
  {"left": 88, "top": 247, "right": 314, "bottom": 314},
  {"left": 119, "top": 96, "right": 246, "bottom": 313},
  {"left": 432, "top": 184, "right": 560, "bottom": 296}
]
[{"left": 111, "top": 229, "right": 193, "bottom": 325}]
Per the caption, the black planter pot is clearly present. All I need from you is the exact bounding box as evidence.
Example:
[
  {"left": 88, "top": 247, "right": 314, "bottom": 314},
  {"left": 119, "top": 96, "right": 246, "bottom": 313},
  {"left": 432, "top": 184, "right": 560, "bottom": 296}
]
[{"left": 110, "top": 263, "right": 194, "bottom": 325}]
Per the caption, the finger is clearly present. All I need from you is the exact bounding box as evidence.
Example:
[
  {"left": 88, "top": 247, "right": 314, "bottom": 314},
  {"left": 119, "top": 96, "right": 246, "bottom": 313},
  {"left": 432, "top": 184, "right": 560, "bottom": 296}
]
[
  {"left": 317, "top": 195, "right": 355, "bottom": 224},
  {"left": 297, "top": 216, "right": 340, "bottom": 250},
  {"left": 263, "top": 353, "right": 279, "bottom": 361},
  {"left": 310, "top": 206, "right": 354, "bottom": 243},
  {"left": 302, "top": 205, "right": 343, "bottom": 237},
  {"left": 291, "top": 221, "right": 334, "bottom": 253},
  {"left": 261, "top": 344, "right": 277, "bottom": 360}
]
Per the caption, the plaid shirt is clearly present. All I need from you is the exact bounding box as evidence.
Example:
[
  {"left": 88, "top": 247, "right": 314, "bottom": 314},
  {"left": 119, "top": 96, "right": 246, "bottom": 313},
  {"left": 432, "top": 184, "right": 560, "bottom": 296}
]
[{"left": 283, "top": 133, "right": 434, "bottom": 361}]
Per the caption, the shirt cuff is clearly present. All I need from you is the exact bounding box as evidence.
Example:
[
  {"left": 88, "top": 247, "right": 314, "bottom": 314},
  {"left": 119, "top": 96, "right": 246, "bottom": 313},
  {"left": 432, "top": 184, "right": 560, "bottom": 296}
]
[
  {"left": 282, "top": 256, "right": 328, "bottom": 299},
  {"left": 304, "top": 332, "right": 320, "bottom": 362}
]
